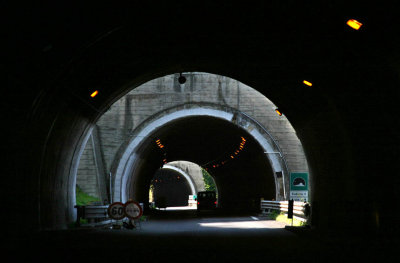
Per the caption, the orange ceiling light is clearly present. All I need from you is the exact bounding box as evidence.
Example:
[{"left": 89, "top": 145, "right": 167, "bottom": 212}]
[
  {"left": 303, "top": 80, "right": 312, "bottom": 87},
  {"left": 275, "top": 108, "right": 283, "bottom": 116},
  {"left": 90, "top": 90, "right": 99, "bottom": 98},
  {"left": 347, "top": 19, "right": 363, "bottom": 30},
  {"left": 155, "top": 139, "right": 165, "bottom": 148}
]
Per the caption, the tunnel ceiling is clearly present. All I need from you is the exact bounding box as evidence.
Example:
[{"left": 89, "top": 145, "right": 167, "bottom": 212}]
[
  {"left": 144, "top": 116, "right": 265, "bottom": 168},
  {"left": 6, "top": 2, "right": 398, "bottom": 130}
]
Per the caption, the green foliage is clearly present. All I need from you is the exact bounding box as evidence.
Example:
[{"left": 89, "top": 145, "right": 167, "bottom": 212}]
[
  {"left": 75, "top": 185, "right": 101, "bottom": 206},
  {"left": 268, "top": 209, "right": 307, "bottom": 226},
  {"left": 202, "top": 168, "right": 216, "bottom": 191},
  {"left": 268, "top": 209, "right": 282, "bottom": 220},
  {"left": 275, "top": 213, "right": 307, "bottom": 226}
]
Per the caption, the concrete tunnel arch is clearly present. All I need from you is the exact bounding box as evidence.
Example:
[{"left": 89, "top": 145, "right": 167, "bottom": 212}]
[
  {"left": 151, "top": 161, "right": 216, "bottom": 207},
  {"left": 110, "top": 103, "right": 296, "bottom": 204},
  {"left": 159, "top": 164, "right": 197, "bottom": 196},
  {"left": 6, "top": 3, "right": 399, "bottom": 238}
]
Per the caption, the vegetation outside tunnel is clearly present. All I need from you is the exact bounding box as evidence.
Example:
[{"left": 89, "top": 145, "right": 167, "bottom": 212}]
[
  {"left": 75, "top": 185, "right": 101, "bottom": 206},
  {"left": 202, "top": 168, "right": 216, "bottom": 192},
  {"left": 268, "top": 209, "right": 307, "bottom": 227}
]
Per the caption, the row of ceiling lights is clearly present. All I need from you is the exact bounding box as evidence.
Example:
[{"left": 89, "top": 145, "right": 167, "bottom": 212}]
[
  {"left": 155, "top": 139, "right": 168, "bottom": 165},
  {"left": 204, "top": 136, "right": 247, "bottom": 171},
  {"left": 154, "top": 136, "right": 248, "bottom": 170}
]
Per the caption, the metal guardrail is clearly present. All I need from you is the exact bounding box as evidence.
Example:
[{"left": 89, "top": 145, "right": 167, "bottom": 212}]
[
  {"left": 260, "top": 200, "right": 310, "bottom": 222},
  {"left": 75, "top": 205, "right": 109, "bottom": 226}
]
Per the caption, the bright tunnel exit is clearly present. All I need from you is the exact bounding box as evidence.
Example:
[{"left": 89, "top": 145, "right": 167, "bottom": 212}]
[{"left": 149, "top": 161, "right": 217, "bottom": 209}]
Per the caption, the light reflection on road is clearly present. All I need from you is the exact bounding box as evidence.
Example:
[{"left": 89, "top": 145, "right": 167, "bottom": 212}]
[{"left": 199, "top": 220, "right": 285, "bottom": 229}]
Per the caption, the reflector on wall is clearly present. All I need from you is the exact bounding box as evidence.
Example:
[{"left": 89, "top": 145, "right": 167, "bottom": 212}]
[
  {"left": 90, "top": 90, "right": 99, "bottom": 98},
  {"left": 303, "top": 80, "right": 312, "bottom": 86},
  {"left": 347, "top": 19, "right": 363, "bottom": 30}
]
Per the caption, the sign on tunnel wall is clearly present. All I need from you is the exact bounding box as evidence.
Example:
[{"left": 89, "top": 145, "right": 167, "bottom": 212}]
[{"left": 290, "top": 172, "right": 309, "bottom": 202}]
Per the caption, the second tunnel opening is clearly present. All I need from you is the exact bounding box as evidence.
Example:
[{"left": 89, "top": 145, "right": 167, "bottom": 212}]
[{"left": 130, "top": 116, "right": 276, "bottom": 214}]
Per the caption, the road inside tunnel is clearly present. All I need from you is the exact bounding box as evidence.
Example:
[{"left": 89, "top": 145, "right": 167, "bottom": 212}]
[
  {"left": 8, "top": 209, "right": 397, "bottom": 262},
  {"left": 128, "top": 115, "right": 276, "bottom": 212}
]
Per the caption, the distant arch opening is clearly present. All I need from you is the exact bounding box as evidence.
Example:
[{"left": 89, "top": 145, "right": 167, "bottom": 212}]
[{"left": 149, "top": 160, "right": 219, "bottom": 209}]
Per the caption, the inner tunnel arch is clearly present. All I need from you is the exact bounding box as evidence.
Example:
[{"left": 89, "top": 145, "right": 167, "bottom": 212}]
[
  {"left": 159, "top": 164, "right": 198, "bottom": 195},
  {"left": 111, "top": 104, "right": 293, "bottom": 205},
  {"left": 149, "top": 160, "right": 214, "bottom": 207}
]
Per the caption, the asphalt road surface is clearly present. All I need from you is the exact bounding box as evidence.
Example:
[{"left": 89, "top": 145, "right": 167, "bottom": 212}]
[{"left": 6, "top": 208, "right": 398, "bottom": 262}]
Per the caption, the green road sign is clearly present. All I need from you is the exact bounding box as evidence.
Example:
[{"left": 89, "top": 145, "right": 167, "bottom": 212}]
[{"left": 290, "top": 172, "right": 308, "bottom": 191}]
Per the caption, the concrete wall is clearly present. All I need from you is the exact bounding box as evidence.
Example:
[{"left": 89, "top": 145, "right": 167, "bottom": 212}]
[
  {"left": 76, "top": 73, "right": 308, "bottom": 201},
  {"left": 76, "top": 135, "right": 99, "bottom": 198},
  {"left": 166, "top": 161, "right": 205, "bottom": 193}
]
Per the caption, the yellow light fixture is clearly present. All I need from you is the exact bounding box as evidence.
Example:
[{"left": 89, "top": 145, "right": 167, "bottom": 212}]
[
  {"left": 90, "top": 90, "right": 99, "bottom": 98},
  {"left": 347, "top": 19, "right": 362, "bottom": 30},
  {"left": 275, "top": 108, "right": 283, "bottom": 116},
  {"left": 303, "top": 80, "right": 312, "bottom": 87}
]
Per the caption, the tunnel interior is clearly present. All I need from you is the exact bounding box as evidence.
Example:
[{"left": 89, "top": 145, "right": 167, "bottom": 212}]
[
  {"left": 128, "top": 116, "right": 275, "bottom": 213},
  {"left": 151, "top": 168, "right": 192, "bottom": 207},
  {"left": 4, "top": 2, "right": 400, "bottom": 243}
]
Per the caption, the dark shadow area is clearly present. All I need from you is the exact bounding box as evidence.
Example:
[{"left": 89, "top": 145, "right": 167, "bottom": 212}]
[
  {"left": 2, "top": 2, "right": 400, "bottom": 262},
  {"left": 152, "top": 169, "right": 192, "bottom": 207},
  {"left": 7, "top": 222, "right": 398, "bottom": 262}
]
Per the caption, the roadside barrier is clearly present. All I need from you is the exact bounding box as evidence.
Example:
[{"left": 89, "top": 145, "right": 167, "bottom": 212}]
[
  {"left": 260, "top": 200, "right": 310, "bottom": 222},
  {"left": 74, "top": 205, "right": 109, "bottom": 226}
]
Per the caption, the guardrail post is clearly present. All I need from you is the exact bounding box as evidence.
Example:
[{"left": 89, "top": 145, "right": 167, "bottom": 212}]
[
  {"left": 288, "top": 199, "right": 294, "bottom": 219},
  {"left": 74, "top": 205, "right": 84, "bottom": 227}
]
